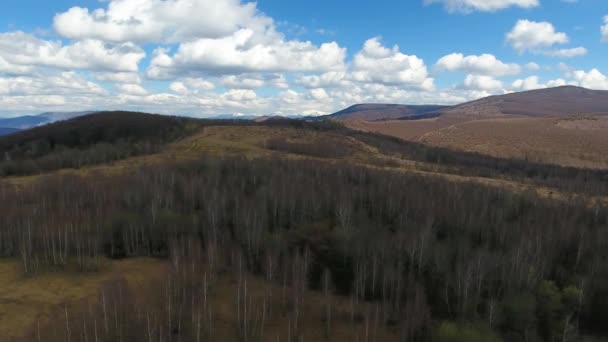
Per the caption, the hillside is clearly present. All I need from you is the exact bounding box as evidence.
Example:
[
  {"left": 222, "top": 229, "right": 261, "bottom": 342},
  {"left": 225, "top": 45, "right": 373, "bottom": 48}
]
[
  {"left": 347, "top": 86, "right": 608, "bottom": 169},
  {"left": 0, "top": 111, "right": 204, "bottom": 176},
  {"left": 326, "top": 104, "right": 448, "bottom": 121},
  {"left": 2, "top": 114, "right": 608, "bottom": 341},
  {"left": 443, "top": 86, "right": 608, "bottom": 119}
]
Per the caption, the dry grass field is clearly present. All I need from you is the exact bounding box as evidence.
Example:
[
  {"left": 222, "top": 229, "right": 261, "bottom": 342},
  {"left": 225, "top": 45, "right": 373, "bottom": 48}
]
[
  {"left": 341, "top": 86, "right": 608, "bottom": 169},
  {"left": 0, "top": 258, "right": 167, "bottom": 341},
  {"left": 352, "top": 115, "right": 608, "bottom": 169},
  {"left": 1, "top": 255, "right": 400, "bottom": 341}
]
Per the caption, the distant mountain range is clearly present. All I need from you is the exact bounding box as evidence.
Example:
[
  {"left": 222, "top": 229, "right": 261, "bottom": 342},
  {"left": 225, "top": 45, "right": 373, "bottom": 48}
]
[
  {"left": 0, "top": 111, "right": 96, "bottom": 136},
  {"left": 209, "top": 113, "right": 312, "bottom": 120}
]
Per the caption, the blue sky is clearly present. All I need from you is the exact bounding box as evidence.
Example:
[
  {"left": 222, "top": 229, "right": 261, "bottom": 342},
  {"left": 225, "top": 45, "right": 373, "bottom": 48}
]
[{"left": 0, "top": 0, "right": 607, "bottom": 117}]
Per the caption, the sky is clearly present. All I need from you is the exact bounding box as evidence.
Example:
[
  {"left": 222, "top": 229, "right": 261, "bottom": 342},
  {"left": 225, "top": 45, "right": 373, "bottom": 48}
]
[{"left": 0, "top": 0, "right": 607, "bottom": 117}]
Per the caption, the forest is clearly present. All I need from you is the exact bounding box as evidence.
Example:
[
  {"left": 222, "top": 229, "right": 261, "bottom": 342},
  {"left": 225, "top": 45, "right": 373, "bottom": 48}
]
[{"left": 0, "top": 112, "right": 607, "bottom": 341}]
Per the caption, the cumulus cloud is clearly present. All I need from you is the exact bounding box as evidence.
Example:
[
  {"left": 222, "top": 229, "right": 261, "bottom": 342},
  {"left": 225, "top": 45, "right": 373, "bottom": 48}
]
[
  {"left": 569, "top": 69, "right": 608, "bottom": 90},
  {"left": 350, "top": 38, "right": 434, "bottom": 90},
  {"left": 0, "top": 72, "right": 106, "bottom": 96},
  {"left": 221, "top": 74, "right": 288, "bottom": 89},
  {"left": 117, "top": 83, "right": 148, "bottom": 96},
  {"left": 94, "top": 72, "right": 142, "bottom": 84},
  {"left": 0, "top": 32, "right": 145, "bottom": 73},
  {"left": 525, "top": 62, "right": 540, "bottom": 70},
  {"left": 295, "top": 37, "right": 435, "bottom": 97},
  {"left": 222, "top": 89, "right": 257, "bottom": 101},
  {"left": 511, "top": 76, "right": 545, "bottom": 91},
  {"left": 511, "top": 76, "right": 572, "bottom": 91},
  {"left": 461, "top": 75, "right": 504, "bottom": 91},
  {"left": 146, "top": 29, "right": 346, "bottom": 79},
  {"left": 507, "top": 20, "right": 569, "bottom": 53},
  {"left": 0, "top": 56, "right": 34, "bottom": 76},
  {"left": 424, "top": 0, "right": 539, "bottom": 13},
  {"left": 169, "top": 78, "right": 215, "bottom": 95},
  {"left": 296, "top": 72, "right": 350, "bottom": 89},
  {"left": 53, "top": 0, "right": 275, "bottom": 44},
  {"left": 435, "top": 53, "right": 521, "bottom": 76}
]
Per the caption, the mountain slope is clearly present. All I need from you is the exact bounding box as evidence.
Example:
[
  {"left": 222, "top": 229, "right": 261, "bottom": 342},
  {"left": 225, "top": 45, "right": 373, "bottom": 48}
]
[
  {"left": 326, "top": 104, "right": 448, "bottom": 121},
  {"left": 442, "top": 86, "right": 608, "bottom": 119},
  {"left": 346, "top": 86, "right": 608, "bottom": 169}
]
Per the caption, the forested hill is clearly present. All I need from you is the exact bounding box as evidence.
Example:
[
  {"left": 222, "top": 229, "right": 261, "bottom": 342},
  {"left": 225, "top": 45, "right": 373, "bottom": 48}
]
[
  {"left": 0, "top": 111, "right": 204, "bottom": 176},
  {"left": 1, "top": 112, "right": 608, "bottom": 341}
]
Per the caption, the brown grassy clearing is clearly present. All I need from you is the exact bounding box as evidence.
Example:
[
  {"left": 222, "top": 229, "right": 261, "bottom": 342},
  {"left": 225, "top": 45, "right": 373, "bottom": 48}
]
[
  {"left": 0, "top": 258, "right": 167, "bottom": 341},
  {"left": 349, "top": 115, "right": 608, "bottom": 170}
]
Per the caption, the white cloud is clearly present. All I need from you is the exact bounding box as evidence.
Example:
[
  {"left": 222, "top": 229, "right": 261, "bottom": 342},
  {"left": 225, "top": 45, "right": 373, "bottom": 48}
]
[
  {"left": 435, "top": 53, "right": 521, "bottom": 76},
  {"left": 222, "top": 89, "right": 257, "bottom": 101},
  {"left": 94, "top": 72, "right": 142, "bottom": 84},
  {"left": 0, "top": 56, "right": 34, "bottom": 75},
  {"left": 511, "top": 76, "right": 545, "bottom": 91},
  {"left": 0, "top": 95, "right": 67, "bottom": 110},
  {"left": 525, "top": 62, "right": 540, "bottom": 70},
  {"left": 169, "top": 82, "right": 189, "bottom": 96},
  {"left": 569, "top": 69, "right": 608, "bottom": 90},
  {"left": 146, "top": 29, "right": 346, "bottom": 79},
  {"left": 53, "top": 0, "right": 275, "bottom": 44},
  {"left": 295, "top": 37, "right": 435, "bottom": 98},
  {"left": 462, "top": 74, "right": 504, "bottom": 91},
  {"left": 169, "top": 78, "right": 215, "bottom": 95},
  {"left": 350, "top": 37, "right": 434, "bottom": 90},
  {"left": 511, "top": 76, "right": 573, "bottom": 91},
  {"left": 0, "top": 72, "right": 106, "bottom": 96},
  {"left": 541, "top": 47, "right": 587, "bottom": 58},
  {"left": 309, "top": 88, "right": 330, "bottom": 101},
  {"left": 602, "top": 16, "right": 608, "bottom": 42},
  {"left": 221, "top": 74, "right": 288, "bottom": 89},
  {"left": 506, "top": 20, "right": 569, "bottom": 53},
  {"left": 0, "top": 32, "right": 145, "bottom": 73},
  {"left": 424, "top": 0, "right": 539, "bottom": 13},
  {"left": 117, "top": 83, "right": 148, "bottom": 96},
  {"left": 296, "top": 72, "right": 350, "bottom": 89}
]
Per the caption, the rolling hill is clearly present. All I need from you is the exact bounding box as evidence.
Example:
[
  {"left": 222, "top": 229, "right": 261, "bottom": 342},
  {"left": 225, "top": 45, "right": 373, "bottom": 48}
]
[
  {"left": 443, "top": 85, "right": 608, "bottom": 119},
  {"left": 346, "top": 86, "right": 608, "bottom": 169}
]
